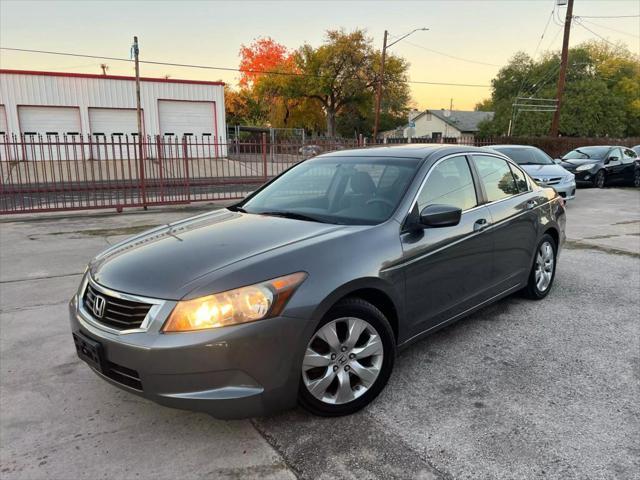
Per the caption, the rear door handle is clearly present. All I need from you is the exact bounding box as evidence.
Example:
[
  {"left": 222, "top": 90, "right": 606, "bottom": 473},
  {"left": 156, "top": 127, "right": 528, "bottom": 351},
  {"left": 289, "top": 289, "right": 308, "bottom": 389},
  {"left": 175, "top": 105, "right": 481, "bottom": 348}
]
[
  {"left": 473, "top": 218, "right": 489, "bottom": 232},
  {"left": 526, "top": 200, "right": 536, "bottom": 210}
]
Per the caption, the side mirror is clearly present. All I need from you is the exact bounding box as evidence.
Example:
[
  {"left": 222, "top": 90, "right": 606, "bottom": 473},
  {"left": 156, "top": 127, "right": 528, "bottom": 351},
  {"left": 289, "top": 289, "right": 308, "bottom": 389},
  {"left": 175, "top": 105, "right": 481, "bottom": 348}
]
[
  {"left": 606, "top": 156, "right": 619, "bottom": 164},
  {"left": 420, "top": 204, "right": 462, "bottom": 228}
]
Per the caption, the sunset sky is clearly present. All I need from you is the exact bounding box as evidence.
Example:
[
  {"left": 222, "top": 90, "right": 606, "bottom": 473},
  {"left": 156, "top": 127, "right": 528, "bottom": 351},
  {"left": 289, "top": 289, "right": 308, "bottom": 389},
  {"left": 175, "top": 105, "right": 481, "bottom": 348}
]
[{"left": 1, "top": 0, "right": 638, "bottom": 111}]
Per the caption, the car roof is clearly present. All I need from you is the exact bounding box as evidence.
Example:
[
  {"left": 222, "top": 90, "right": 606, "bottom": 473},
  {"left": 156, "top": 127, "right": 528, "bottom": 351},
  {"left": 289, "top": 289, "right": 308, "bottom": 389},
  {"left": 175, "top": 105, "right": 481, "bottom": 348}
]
[
  {"left": 318, "top": 144, "right": 505, "bottom": 161},
  {"left": 490, "top": 144, "right": 540, "bottom": 150}
]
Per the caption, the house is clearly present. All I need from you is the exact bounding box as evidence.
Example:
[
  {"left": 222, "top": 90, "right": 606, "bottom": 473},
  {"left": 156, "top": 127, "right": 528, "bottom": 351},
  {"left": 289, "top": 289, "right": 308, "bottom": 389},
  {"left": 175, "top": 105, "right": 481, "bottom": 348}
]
[
  {"left": 0, "top": 69, "right": 226, "bottom": 143},
  {"left": 382, "top": 108, "right": 494, "bottom": 143}
]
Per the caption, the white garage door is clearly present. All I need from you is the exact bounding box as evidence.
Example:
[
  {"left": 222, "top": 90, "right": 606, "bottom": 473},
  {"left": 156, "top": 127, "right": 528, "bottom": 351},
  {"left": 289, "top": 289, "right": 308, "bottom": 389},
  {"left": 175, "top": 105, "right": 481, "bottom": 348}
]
[
  {"left": 0, "top": 105, "right": 7, "bottom": 135},
  {"left": 89, "top": 108, "right": 138, "bottom": 137},
  {"left": 18, "top": 106, "right": 81, "bottom": 137},
  {"left": 158, "top": 100, "right": 215, "bottom": 138},
  {"left": 89, "top": 108, "right": 140, "bottom": 160}
]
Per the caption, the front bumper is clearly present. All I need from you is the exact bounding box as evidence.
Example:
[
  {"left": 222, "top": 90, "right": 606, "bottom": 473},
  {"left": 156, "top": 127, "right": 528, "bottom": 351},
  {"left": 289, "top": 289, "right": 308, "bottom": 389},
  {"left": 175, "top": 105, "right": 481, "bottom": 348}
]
[
  {"left": 68, "top": 291, "right": 309, "bottom": 419},
  {"left": 552, "top": 181, "right": 577, "bottom": 200},
  {"left": 571, "top": 169, "right": 596, "bottom": 184}
]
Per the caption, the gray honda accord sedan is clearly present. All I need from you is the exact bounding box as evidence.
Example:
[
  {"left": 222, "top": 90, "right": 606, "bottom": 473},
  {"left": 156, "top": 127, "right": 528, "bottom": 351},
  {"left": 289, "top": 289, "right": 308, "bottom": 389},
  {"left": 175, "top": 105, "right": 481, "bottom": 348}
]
[{"left": 70, "top": 145, "right": 566, "bottom": 418}]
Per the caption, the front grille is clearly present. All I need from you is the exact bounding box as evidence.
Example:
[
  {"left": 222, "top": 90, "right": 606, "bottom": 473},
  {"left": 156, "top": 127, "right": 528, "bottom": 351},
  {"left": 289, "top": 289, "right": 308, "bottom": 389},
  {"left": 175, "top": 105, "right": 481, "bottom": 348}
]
[
  {"left": 535, "top": 176, "right": 563, "bottom": 186},
  {"left": 83, "top": 282, "right": 152, "bottom": 331},
  {"left": 105, "top": 361, "right": 143, "bottom": 390}
]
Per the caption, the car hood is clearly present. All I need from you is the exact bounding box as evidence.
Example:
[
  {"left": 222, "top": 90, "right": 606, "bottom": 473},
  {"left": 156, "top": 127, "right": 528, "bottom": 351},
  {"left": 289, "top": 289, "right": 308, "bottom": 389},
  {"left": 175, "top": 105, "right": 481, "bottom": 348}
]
[
  {"left": 520, "top": 163, "right": 570, "bottom": 178},
  {"left": 557, "top": 158, "right": 602, "bottom": 169},
  {"left": 89, "top": 209, "right": 343, "bottom": 300}
]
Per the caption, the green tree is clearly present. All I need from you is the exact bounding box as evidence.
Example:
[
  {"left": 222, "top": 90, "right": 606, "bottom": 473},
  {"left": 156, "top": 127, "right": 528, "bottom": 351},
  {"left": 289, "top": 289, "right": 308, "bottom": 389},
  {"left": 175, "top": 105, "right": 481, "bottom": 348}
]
[
  {"left": 276, "top": 29, "right": 411, "bottom": 137},
  {"left": 477, "top": 41, "right": 640, "bottom": 137}
]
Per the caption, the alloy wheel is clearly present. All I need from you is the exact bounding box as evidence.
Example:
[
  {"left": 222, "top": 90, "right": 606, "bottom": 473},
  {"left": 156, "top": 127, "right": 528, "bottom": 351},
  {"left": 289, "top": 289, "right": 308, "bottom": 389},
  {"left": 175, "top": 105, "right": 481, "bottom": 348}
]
[
  {"left": 634, "top": 170, "right": 640, "bottom": 188},
  {"left": 534, "top": 241, "right": 555, "bottom": 292},
  {"left": 302, "top": 317, "right": 384, "bottom": 405},
  {"left": 596, "top": 171, "right": 606, "bottom": 188}
]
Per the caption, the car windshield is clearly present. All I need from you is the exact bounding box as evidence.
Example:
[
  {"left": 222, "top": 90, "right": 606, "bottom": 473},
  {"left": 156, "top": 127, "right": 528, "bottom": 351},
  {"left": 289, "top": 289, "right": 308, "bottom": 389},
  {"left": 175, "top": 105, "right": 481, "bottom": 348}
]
[
  {"left": 494, "top": 147, "right": 554, "bottom": 165},
  {"left": 563, "top": 147, "right": 610, "bottom": 160},
  {"left": 237, "top": 156, "right": 421, "bottom": 225}
]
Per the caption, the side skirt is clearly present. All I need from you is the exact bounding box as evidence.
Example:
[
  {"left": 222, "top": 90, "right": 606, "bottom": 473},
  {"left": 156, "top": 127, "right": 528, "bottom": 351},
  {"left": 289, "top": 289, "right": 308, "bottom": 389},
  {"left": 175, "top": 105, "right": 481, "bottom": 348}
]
[{"left": 397, "top": 283, "right": 523, "bottom": 351}]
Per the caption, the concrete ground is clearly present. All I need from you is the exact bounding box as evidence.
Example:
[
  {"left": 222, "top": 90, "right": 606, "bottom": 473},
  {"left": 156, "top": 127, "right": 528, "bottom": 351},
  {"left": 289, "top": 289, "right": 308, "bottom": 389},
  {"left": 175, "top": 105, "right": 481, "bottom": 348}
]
[{"left": 1, "top": 188, "right": 638, "bottom": 479}]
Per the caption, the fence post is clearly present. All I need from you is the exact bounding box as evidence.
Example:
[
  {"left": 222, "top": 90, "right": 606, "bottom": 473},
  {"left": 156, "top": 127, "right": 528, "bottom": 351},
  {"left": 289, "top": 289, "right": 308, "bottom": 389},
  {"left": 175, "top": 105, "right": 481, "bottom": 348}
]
[
  {"left": 182, "top": 135, "right": 191, "bottom": 203},
  {"left": 137, "top": 134, "right": 147, "bottom": 209},
  {"left": 262, "top": 132, "right": 268, "bottom": 181}
]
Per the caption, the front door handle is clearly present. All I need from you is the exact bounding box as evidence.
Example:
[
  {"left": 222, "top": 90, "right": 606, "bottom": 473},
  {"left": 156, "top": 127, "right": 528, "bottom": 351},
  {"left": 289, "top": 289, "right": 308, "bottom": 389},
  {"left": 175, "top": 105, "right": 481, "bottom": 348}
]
[
  {"left": 526, "top": 200, "right": 536, "bottom": 210},
  {"left": 473, "top": 218, "right": 489, "bottom": 232}
]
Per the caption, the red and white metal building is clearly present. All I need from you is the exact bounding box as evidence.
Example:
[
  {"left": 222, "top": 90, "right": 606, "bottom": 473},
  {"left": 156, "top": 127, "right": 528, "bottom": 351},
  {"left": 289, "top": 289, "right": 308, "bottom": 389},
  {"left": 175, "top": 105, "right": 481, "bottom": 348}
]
[{"left": 0, "top": 69, "right": 226, "bottom": 142}]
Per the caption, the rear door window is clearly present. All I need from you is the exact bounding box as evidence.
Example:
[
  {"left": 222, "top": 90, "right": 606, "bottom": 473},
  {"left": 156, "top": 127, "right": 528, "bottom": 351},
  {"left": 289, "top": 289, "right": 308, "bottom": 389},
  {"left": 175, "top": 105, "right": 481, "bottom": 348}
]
[
  {"left": 508, "top": 164, "right": 530, "bottom": 193},
  {"left": 473, "top": 155, "right": 519, "bottom": 202}
]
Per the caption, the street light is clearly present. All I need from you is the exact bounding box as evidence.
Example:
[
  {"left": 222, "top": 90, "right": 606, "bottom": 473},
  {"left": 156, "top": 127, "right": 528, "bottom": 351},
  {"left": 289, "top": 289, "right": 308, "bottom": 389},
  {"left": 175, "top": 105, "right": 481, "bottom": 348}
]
[{"left": 372, "top": 28, "right": 428, "bottom": 141}]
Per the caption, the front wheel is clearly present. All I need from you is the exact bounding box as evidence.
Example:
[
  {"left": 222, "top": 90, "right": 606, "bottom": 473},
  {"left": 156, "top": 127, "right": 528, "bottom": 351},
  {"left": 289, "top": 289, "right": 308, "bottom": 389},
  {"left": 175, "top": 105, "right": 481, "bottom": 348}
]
[
  {"left": 299, "top": 298, "right": 395, "bottom": 416},
  {"left": 634, "top": 169, "right": 640, "bottom": 188},
  {"left": 594, "top": 169, "right": 606, "bottom": 188},
  {"left": 523, "top": 234, "right": 557, "bottom": 300}
]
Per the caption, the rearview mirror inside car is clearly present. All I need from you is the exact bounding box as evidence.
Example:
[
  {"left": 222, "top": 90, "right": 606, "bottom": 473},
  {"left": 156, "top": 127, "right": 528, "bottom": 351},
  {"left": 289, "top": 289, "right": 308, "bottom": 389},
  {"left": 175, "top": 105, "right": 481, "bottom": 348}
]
[{"left": 420, "top": 204, "right": 462, "bottom": 228}]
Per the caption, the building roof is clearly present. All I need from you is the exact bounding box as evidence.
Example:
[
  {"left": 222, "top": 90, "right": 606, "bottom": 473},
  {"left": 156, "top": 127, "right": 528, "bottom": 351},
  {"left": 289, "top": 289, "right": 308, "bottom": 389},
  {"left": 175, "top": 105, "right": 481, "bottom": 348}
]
[
  {"left": 415, "top": 109, "right": 494, "bottom": 133},
  {"left": 0, "top": 69, "right": 225, "bottom": 86}
]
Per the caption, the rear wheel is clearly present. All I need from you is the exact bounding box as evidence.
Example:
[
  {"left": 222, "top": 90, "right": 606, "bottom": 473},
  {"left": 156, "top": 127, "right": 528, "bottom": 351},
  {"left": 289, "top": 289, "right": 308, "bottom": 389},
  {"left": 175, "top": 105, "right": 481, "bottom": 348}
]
[
  {"left": 523, "top": 234, "right": 557, "bottom": 300},
  {"left": 299, "top": 298, "right": 395, "bottom": 416},
  {"left": 594, "top": 169, "right": 606, "bottom": 188}
]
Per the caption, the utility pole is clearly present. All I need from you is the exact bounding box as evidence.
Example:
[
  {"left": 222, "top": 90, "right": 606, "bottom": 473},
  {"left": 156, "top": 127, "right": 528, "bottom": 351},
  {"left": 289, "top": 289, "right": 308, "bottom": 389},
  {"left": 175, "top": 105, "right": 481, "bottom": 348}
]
[
  {"left": 100, "top": 63, "right": 108, "bottom": 75},
  {"left": 372, "top": 28, "right": 428, "bottom": 141},
  {"left": 549, "top": 0, "right": 574, "bottom": 136},
  {"left": 372, "top": 30, "right": 388, "bottom": 143},
  {"left": 133, "top": 36, "right": 146, "bottom": 208}
]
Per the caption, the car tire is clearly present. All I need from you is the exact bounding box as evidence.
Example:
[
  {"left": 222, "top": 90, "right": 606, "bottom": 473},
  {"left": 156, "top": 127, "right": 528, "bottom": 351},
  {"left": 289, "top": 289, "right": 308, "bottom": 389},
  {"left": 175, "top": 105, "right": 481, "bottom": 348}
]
[
  {"left": 298, "top": 298, "right": 396, "bottom": 417},
  {"left": 523, "top": 233, "right": 557, "bottom": 300},
  {"left": 634, "top": 169, "right": 640, "bottom": 188},
  {"left": 594, "top": 169, "right": 606, "bottom": 188}
]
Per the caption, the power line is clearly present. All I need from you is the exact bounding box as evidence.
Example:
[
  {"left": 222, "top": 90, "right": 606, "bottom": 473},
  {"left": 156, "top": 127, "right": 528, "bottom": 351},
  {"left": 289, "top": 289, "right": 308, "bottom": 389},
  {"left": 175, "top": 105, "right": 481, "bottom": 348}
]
[
  {"left": 575, "top": 17, "right": 640, "bottom": 38},
  {"left": 399, "top": 39, "right": 501, "bottom": 67},
  {"left": 574, "top": 14, "right": 640, "bottom": 19},
  {"left": 573, "top": 19, "right": 624, "bottom": 48},
  {"left": 515, "top": 2, "right": 558, "bottom": 100},
  {"left": 0, "top": 46, "right": 491, "bottom": 88}
]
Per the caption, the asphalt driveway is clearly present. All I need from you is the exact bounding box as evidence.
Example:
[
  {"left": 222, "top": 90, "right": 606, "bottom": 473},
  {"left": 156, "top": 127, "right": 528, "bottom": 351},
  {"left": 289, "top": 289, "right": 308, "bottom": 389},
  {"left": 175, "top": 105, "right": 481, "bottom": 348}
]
[{"left": 1, "top": 188, "right": 638, "bottom": 479}]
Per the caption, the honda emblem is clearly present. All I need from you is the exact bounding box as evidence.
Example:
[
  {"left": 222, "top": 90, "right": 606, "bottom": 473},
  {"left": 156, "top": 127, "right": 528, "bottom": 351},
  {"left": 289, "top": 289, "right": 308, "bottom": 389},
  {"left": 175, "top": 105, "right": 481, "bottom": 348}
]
[{"left": 92, "top": 295, "right": 107, "bottom": 318}]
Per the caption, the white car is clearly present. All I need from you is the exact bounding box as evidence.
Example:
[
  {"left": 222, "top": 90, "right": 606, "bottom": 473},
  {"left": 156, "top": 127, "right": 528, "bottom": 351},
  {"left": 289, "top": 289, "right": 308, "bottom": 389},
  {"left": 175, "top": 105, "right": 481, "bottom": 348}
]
[{"left": 490, "top": 145, "right": 576, "bottom": 200}]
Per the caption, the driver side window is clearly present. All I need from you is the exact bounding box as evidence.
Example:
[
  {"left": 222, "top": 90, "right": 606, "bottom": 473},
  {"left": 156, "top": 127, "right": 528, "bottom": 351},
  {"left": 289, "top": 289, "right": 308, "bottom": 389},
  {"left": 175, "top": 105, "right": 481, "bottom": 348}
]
[
  {"left": 609, "top": 148, "right": 623, "bottom": 164},
  {"left": 417, "top": 156, "right": 478, "bottom": 211}
]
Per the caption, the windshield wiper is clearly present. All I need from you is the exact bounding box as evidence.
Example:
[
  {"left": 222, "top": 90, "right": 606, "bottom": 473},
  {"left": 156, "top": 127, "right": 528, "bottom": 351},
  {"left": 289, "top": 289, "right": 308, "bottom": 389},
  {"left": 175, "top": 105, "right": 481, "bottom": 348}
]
[
  {"left": 259, "top": 210, "right": 331, "bottom": 224},
  {"left": 227, "top": 205, "right": 247, "bottom": 213}
]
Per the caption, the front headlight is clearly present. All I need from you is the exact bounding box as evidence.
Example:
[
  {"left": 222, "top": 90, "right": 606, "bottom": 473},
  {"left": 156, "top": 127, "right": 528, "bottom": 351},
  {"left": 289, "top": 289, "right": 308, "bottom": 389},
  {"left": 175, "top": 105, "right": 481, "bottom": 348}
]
[
  {"left": 162, "top": 272, "right": 307, "bottom": 332},
  {"left": 576, "top": 163, "right": 596, "bottom": 171},
  {"left": 564, "top": 174, "right": 575, "bottom": 183}
]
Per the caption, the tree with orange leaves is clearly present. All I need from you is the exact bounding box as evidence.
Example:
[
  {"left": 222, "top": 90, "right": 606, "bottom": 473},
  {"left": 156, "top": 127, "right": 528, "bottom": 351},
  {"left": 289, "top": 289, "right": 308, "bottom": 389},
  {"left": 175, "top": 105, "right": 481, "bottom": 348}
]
[{"left": 239, "top": 37, "right": 296, "bottom": 88}]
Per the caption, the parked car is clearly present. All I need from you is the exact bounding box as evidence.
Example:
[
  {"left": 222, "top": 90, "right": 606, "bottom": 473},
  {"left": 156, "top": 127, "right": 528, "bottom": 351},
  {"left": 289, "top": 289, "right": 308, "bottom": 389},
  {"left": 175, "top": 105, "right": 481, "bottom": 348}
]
[
  {"left": 70, "top": 145, "right": 566, "bottom": 418},
  {"left": 632, "top": 145, "right": 640, "bottom": 156},
  {"left": 299, "top": 144, "right": 323, "bottom": 157},
  {"left": 489, "top": 145, "right": 576, "bottom": 200},
  {"left": 556, "top": 146, "right": 638, "bottom": 188}
]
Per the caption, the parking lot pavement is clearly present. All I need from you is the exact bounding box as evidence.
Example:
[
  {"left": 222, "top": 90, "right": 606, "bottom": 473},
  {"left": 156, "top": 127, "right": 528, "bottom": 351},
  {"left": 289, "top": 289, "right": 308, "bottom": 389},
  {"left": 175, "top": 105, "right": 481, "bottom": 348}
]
[
  {"left": 1, "top": 188, "right": 638, "bottom": 479},
  {"left": 564, "top": 187, "right": 640, "bottom": 255}
]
